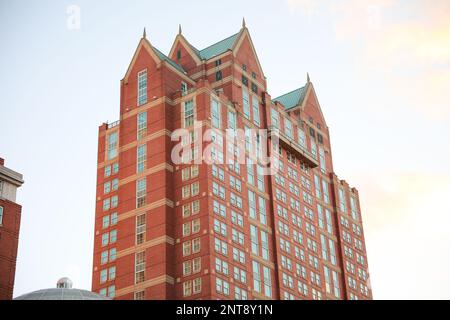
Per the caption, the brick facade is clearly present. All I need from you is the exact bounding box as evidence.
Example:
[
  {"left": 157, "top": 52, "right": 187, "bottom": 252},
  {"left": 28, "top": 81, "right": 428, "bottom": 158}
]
[
  {"left": 91, "top": 24, "right": 372, "bottom": 300},
  {"left": 0, "top": 158, "right": 24, "bottom": 300}
]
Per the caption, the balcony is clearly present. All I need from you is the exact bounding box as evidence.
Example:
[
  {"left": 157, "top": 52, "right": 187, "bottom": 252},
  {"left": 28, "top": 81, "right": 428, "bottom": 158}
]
[
  {"left": 268, "top": 125, "right": 319, "bottom": 168},
  {"left": 107, "top": 120, "right": 120, "bottom": 129}
]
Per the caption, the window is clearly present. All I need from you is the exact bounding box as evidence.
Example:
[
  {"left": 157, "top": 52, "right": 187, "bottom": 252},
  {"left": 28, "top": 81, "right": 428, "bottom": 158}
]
[
  {"left": 250, "top": 225, "right": 259, "bottom": 255},
  {"left": 110, "top": 229, "right": 117, "bottom": 243},
  {"left": 136, "top": 178, "right": 146, "bottom": 208},
  {"left": 112, "top": 178, "right": 118, "bottom": 191},
  {"left": 233, "top": 266, "right": 247, "bottom": 284},
  {"left": 284, "top": 118, "right": 293, "bottom": 139},
  {"left": 135, "top": 251, "right": 145, "bottom": 284},
  {"left": 110, "top": 212, "right": 117, "bottom": 226},
  {"left": 184, "top": 100, "right": 195, "bottom": 127},
  {"left": 134, "top": 291, "right": 145, "bottom": 300},
  {"left": 112, "top": 163, "right": 119, "bottom": 174},
  {"left": 319, "top": 147, "right": 326, "bottom": 173},
  {"left": 109, "top": 266, "right": 116, "bottom": 280},
  {"left": 235, "top": 287, "right": 248, "bottom": 300},
  {"left": 109, "top": 248, "right": 116, "bottom": 261},
  {"left": 177, "top": 49, "right": 181, "bottom": 60},
  {"left": 102, "top": 215, "right": 110, "bottom": 229},
  {"left": 325, "top": 209, "right": 333, "bottom": 234},
  {"left": 136, "top": 214, "right": 146, "bottom": 245},
  {"left": 104, "top": 165, "right": 111, "bottom": 177},
  {"left": 111, "top": 195, "right": 118, "bottom": 208},
  {"left": 100, "top": 269, "right": 107, "bottom": 283},
  {"left": 104, "top": 181, "right": 111, "bottom": 194},
  {"left": 329, "top": 239, "right": 337, "bottom": 265},
  {"left": 256, "top": 165, "right": 265, "bottom": 192},
  {"left": 350, "top": 197, "right": 359, "bottom": 221},
  {"left": 183, "top": 260, "right": 192, "bottom": 276},
  {"left": 192, "top": 200, "right": 200, "bottom": 214},
  {"left": 298, "top": 128, "right": 306, "bottom": 149},
  {"left": 192, "top": 219, "right": 200, "bottom": 234},
  {"left": 252, "top": 96, "right": 260, "bottom": 126},
  {"left": 271, "top": 109, "right": 279, "bottom": 127},
  {"left": 183, "top": 241, "right": 192, "bottom": 256},
  {"left": 263, "top": 266, "right": 272, "bottom": 298},
  {"left": 246, "top": 158, "right": 254, "bottom": 185},
  {"left": 102, "top": 234, "right": 112, "bottom": 250},
  {"left": 137, "top": 70, "right": 147, "bottom": 106},
  {"left": 107, "top": 132, "right": 118, "bottom": 160},
  {"left": 108, "top": 285, "right": 115, "bottom": 298},
  {"left": 101, "top": 251, "right": 108, "bottom": 264},
  {"left": 215, "top": 257, "right": 229, "bottom": 275},
  {"left": 191, "top": 182, "right": 199, "bottom": 196},
  {"left": 211, "top": 98, "right": 221, "bottom": 129},
  {"left": 135, "top": 144, "right": 146, "bottom": 174},
  {"left": 261, "top": 230, "right": 269, "bottom": 260},
  {"left": 242, "top": 75, "right": 248, "bottom": 86},
  {"left": 252, "top": 261, "right": 261, "bottom": 293},
  {"left": 215, "top": 70, "right": 222, "bottom": 81},
  {"left": 322, "top": 179, "right": 329, "bottom": 204},
  {"left": 258, "top": 196, "right": 267, "bottom": 225},
  {"left": 181, "top": 81, "right": 188, "bottom": 96},
  {"left": 242, "top": 87, "right": 250, "bottom": 119},
  {"left": 137, "top": 112, "right": 147, "bottom": 140},
  {"left": 248, "top": 190, "right": 256, "bottom": 219},
  {"left": 310, "top": 139, "right": 317, "bottom": 158},
  {"left": 216, "top": 277, "right": 230, "bottom": 296},
  {"left": 193, "top": 258, "right": 201, "bottom": 273},
  {"left": 103, "top": 198, "right": 110, "bottom": 211},
  {"left": 339, "top": 188, "right": 347, "bottom": 212},
  {"left": 214, "top": 219, "right": 227, "bottom": 237},
  {"left": 320, "top": 234, "right": 328, "bottom": 261},
  {"left": 228, "top": 111, "right": 237, "bottom": 133},
  {"left": 251, "top": 82, "right": 258, "bottom": 94},
  {"left": 215, "top": 59, "right": 222, "bottom": 67},
  {"left": 193, "top": 278, "right": 202, "bottom": 294},
  {"left": 314, "top": 175, "right": 321, "bottom": 199},
  {"left": 324, "top": 266, "right": 331, "bottom": 294},
  {"left": 183, "top": 281, "right": 192, "bottom": 296},
  {"left": 332, "top": 271, "right": 341, "bottom": 298}
]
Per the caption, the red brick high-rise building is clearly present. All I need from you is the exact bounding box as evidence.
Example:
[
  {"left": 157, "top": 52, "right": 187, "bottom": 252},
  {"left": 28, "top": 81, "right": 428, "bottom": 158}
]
[
  {"left": 0, "top": 157, "right": 24, "bottom": 300},
  {"left": 92, "top": 22, "right": 372, "bottom": 300}
]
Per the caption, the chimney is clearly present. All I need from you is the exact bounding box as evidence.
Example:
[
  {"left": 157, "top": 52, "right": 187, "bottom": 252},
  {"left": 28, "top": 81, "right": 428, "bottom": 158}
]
[{"left": 0, "top": 157, "right": 4, "bottom": 166}]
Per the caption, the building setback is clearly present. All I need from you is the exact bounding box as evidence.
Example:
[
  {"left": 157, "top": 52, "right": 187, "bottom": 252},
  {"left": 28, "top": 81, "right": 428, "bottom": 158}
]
[
  {"left": 0, "top": 157, "right": 24, "bottom": 300},
  {"left": 92, "top": 21, "right": 372, "bottom": 300}
]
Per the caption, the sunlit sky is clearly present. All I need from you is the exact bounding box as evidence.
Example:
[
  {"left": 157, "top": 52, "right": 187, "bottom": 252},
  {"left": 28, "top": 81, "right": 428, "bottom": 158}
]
[{"left": 1, "top": 0, "right": 449, "bottom": 299}]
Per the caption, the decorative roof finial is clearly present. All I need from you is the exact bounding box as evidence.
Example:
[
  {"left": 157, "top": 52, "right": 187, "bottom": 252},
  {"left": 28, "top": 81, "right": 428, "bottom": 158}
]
[
  {"left": 242, "top": 17, "right": 246, "bottom": 28},
  {"left": 178, "top": 24, "right": 182, "bottom": 35},
  {"left": 143, "top": 27, "right": 147, "bottom": 39},
  {"left": 307, "top": 72, "right": 310, "bottom": 83}
]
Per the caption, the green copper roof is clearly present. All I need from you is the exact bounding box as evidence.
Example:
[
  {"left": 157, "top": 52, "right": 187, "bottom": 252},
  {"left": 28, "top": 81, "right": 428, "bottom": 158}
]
[
  {"left": 273, "top": 86, "right": 307, "bottom": 110},
  {"left": 152, "top": 46, "right": 186, "bottom": 73},
  {"left": 198, "top": 32, "right": 240, "bottom": 60}
]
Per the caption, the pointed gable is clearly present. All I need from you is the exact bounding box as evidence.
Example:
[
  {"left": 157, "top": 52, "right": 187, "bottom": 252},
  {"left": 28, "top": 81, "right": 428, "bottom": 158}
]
[
  {"left": 232, "top": 28, "right": 265, "bottom": 79},
  {"left": 168, "top": 34, "right": 202, "bottom": 70},
  {"left": 301, "top": 83, "right": 328, "bottom": 128}
]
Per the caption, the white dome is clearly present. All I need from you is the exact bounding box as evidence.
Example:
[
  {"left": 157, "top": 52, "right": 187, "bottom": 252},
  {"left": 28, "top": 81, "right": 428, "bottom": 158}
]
[{"left": 56, "top": 277, "right": 73, "bottom": 289}]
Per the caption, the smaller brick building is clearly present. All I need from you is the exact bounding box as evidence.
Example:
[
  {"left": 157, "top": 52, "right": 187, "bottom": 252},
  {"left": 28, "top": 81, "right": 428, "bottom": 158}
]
[{"left": 0, "top": 157, "right": 24, "bottom": 300}]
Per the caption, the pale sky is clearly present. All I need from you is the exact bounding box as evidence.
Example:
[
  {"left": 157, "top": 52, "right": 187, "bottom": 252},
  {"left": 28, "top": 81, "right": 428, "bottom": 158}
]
[{"left": 1, "top": 0, "right": 449, "bottom": 299}]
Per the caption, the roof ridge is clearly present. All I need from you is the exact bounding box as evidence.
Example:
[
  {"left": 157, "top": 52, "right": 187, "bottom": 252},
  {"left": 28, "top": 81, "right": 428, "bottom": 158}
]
[
  {"left": 273, "top": 86, "right": 305, "bottom": 101},
  {"left": 199, "top": 32, "right": 240, "bottom": 52},
  {"left": 152, "top": 46, "right": 186, "bottom": 72}
]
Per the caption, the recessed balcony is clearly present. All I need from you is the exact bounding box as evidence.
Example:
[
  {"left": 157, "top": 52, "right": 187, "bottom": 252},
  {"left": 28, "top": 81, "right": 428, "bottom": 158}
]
[{"left": 268, "top": 125, "right": 319, "bottom": 168}]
